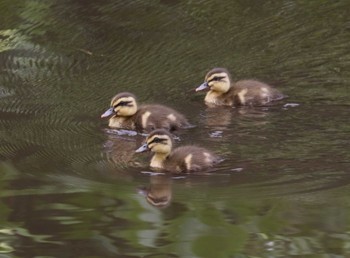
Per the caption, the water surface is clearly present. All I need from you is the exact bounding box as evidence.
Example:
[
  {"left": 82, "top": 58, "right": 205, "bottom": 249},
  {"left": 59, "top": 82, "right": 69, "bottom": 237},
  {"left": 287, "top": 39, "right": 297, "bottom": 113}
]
[{"left": 0, "top": 0, "right": 349, "bottom": 257}]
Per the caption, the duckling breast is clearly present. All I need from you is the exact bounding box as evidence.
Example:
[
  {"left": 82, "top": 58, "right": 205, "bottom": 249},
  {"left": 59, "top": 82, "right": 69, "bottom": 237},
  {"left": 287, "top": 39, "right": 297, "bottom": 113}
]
[{"left": 108, "top": 116, "right": 135, "bottom": 129}]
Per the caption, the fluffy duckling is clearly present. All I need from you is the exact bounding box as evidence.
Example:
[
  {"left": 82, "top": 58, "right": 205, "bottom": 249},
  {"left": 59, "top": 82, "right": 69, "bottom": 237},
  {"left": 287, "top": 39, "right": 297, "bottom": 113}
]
[
  {"left": 135, "top": 129, "right": 219, "bottom": 173},
  {"left": 101, "top": 92, "right": 189, "bottom": 132},
  {"left": 196, "top": 68, "right": 286, "bottom": 106}
]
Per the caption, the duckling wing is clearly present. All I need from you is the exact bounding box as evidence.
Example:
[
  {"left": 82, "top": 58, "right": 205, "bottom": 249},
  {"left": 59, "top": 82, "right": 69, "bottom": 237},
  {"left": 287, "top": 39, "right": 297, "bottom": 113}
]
[
  {"left": 234, "top": 80, "right": 285, "bottom": 105},
  {"left": 135, "top": 104, "right": 189, "bottom": 132},
  {"left": 166, "top": 146, "right": 218, "bottom": 173}
]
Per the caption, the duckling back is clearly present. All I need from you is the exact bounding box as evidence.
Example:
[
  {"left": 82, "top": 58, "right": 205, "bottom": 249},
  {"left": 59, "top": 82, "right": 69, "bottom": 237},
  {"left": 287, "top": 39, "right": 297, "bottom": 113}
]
[
  {"left": 102, "top": 92, "right": 189, "bottom": 132},
  {"left": 196, "top": 68, "right": 286, "bottom": 107},
  {"left": 135, "top": 104, "right": 189, "bottom": 132},
  {"left": 233, "top": 80, "right": 286, "bottom": 106},
  {"left": 164, "top": 146, "right": 219, "bottom": 173}
]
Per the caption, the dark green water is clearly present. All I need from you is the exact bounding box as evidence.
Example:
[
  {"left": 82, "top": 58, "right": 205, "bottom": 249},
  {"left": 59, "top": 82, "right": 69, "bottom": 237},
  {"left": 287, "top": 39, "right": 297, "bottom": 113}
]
[{"left": 0, "top": 0, "right": 349, "bottom": 257}]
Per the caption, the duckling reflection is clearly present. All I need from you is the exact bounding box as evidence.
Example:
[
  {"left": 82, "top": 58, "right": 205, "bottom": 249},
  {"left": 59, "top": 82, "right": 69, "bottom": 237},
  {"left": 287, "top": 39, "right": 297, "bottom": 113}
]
[
  {"left": 101, "top": 92, "right": 190, "bottom": 133},
  {"left": 136, "top": 129, "right": 220, "bottom": 173},
  {"left": 198, "top": 105, "right": 270, "bottom": 142},
  {"left": 103, "top": 130, "right": 143, "bottom": 168},
  {"left": 196, "top": 68, "right": 286, "bottom": 107},
  {"left": 138, "top": 175, "right": 173, "bottom": 208},
  {"left": 202, "top": 106, "right": 233, "bottom": 128},
  {"left": 202, "top": 105, "right": 271, "bottom": 128}
]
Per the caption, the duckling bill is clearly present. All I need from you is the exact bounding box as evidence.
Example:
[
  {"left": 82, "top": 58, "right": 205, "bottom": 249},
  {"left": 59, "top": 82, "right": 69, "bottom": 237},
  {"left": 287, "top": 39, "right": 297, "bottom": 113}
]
[
  {"left": 101, "top": 92, "right": 189, "bottom": 132},
  {"left": 136, "top": 129, "right": 219, "bottom": 173},
  {"left": 196, "top": 67, "right": 286, "bottom": 106}
]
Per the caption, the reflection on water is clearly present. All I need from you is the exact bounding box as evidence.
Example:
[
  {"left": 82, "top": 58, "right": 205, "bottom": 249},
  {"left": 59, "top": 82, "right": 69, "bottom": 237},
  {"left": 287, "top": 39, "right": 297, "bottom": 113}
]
[
  {"left": 102, "top": 129, "right": 144, "bottom": 169},
  {"left": 138, "top": 175, "right": 173, "bottom": 208},
  {"left": 1, "top": 0, "right": 350, "bottom": 257}
]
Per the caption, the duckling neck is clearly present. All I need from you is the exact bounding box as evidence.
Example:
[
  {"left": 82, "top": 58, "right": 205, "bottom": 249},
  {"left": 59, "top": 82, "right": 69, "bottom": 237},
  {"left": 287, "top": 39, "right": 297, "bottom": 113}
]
[
  {"left": 205, "top": 90, "right": 226, "bottom": 105},
  {"left": 109, "top": 116, "right": 135, "bottom": 129},
  {"left": 150, "top": 153, "right": 169, "bottom": 169}
]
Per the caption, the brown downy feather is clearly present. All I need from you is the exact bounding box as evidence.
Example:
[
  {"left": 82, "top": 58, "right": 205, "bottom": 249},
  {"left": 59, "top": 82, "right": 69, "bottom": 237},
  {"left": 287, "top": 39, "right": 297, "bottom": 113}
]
[
  {"left": 102, "top": 92, "right": 189, "bottom": 132},
  {"left": 134, "top": 104, "right": 190, "bottom": 132},
  {"left": 197, "top": 68, "right": 286, "bottom": 106},
  {"left": 137, "top": 129, "right": 219, "bottom": 173},
  {"left": 164, "top": 145, "right": 219, "bottom": 173},
  {"left": 233, "top": 80, "right": 286, "bottom": 106}
]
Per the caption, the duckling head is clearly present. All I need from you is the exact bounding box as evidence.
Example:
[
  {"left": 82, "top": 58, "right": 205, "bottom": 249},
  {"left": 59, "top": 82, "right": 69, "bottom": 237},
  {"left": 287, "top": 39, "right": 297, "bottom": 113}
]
[
  {"left": 196, "top": 68, "right": 232, "bottom": 94},
  {"left": 135, "top": 129, "right": 173, "bottom": 155},
  {"left": 101, "top": 92, "right": 138, "bottom": 118}
]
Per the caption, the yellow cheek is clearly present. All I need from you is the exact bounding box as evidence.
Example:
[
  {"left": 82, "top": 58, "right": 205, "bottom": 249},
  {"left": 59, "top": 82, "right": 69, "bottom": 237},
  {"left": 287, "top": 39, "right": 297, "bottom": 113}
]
[
  {"left": 210, "top": 82, "right": 226, "bottom": 92},
  {"left": 150, "top": 144, "right": 170, "bottom": 154},
  {"left": 118, "top": 107, "right": 128, "bottom": 116},
  {"left": 114, "top": 107, "right": 121, "bottom": 114}
]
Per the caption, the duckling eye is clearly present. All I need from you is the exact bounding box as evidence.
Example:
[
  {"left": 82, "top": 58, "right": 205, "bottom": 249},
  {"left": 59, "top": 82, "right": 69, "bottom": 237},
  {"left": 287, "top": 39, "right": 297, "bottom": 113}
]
[
  {"left": 214, "top": 76, "right": 224, "bottom": 81},
  {"left": 208, "top": 76, "right": 225, "bottom": 83},
  {"left": 151, "top": 137, "right": 166, "bottom": 144},
  {"left": 153, "top": 137, "right": 162, "bottom": 143}
]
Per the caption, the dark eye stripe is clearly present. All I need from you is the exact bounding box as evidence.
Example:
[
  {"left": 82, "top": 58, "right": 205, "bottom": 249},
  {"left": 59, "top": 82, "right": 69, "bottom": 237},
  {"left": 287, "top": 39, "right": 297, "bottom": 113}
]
[
  {"left": 114, "top": 101, "right": 132, "bottom": 108},
  {"left": 149, "top": 137, "right": 167, "bottom": 144},
  {"left": 208, "top": 76, "right": 225, "bottom": 83}
]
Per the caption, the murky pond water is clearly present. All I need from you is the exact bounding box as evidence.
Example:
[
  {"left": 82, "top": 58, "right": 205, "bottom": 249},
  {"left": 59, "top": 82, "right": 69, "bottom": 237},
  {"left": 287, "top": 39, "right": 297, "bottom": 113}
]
[{"left": 0, "top": 0, "right": 349, "bottom": 257}]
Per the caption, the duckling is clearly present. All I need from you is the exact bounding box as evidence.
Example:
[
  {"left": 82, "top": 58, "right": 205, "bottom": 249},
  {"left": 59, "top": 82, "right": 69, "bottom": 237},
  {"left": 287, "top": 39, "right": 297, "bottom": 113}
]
[
  {"left": 135, "top": 129, "right": 219, "bottom": 173},
  {"left": 101, "top": 92, "right": 189, "bottom": 132},
  {"left": 196, "top": 67, "right": 286, "bottom": 106}
]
